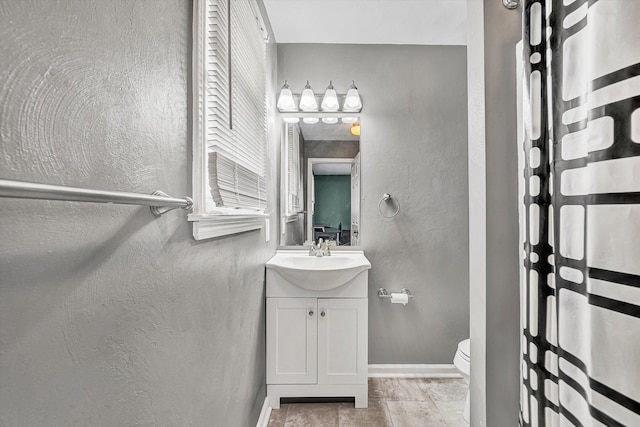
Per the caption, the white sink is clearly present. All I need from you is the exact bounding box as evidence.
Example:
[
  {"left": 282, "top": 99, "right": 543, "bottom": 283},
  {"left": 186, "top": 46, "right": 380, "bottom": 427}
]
[{"left": 266, "top": 250, "right": 371, "bottom": 291}]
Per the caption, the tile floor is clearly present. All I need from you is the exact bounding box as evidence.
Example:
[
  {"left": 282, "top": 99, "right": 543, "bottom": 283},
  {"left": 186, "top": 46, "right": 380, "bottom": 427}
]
[{"left": 268, "top": 377, "right": 468, "bottom": 427}]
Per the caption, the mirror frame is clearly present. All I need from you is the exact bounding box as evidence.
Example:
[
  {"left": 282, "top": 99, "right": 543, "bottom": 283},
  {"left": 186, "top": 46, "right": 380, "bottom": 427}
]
[{"left": 278, "top": 115, "right": 362, "bottom": 249}]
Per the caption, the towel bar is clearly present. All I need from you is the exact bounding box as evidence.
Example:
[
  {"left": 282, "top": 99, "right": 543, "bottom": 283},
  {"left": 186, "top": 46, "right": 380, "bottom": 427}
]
[{"left": 0, "top": 178, "right": 193, "bottom": 216}]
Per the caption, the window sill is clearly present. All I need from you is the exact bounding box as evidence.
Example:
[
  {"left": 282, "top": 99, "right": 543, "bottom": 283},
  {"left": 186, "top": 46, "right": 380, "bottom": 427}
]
[{"left": 188, "top": 212, "right": 268, "bottom": 240}]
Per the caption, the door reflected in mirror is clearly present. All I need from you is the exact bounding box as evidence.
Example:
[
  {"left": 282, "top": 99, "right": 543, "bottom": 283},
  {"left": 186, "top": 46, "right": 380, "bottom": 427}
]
[{"left": 280, "top": 118, "right": 361, "bottom": 247}]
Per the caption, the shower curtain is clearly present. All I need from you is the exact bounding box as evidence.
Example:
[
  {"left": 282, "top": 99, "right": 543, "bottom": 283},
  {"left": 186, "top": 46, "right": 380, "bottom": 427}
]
[{"left": 520, "top": 1, "right": 640, "bottom": 426}]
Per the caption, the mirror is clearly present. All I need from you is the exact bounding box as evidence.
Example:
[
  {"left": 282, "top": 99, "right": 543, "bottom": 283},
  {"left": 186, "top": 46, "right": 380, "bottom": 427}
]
[{"left": 280, "top": 117, "right": 361, "bottom": 247}]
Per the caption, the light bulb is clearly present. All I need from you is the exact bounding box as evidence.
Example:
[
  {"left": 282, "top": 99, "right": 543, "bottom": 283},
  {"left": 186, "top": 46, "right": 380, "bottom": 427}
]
[
  {"left": 322, "top": 117, "right": 338, "bottom": 124},
  {"left": 343, "top": 81, "right": 362, "bottom": 111},
  {"left": 303, "top": 117, "right": 319, "bottom": 124},
  {"left": 283, "top": 117, "right": 300, "bottom": 123},
  {"left": 299, "top": 80, "right": 318, "bottom": 112},
  {"left": 350, "top": 122, "right": 361, "bottom": 136},
  {"left": 276, "top": 80, "right": 296, "bottom": 111},
  {"left": 341, "top": 117, "right": 358, "bottom": 124},
  {"left": 321, "top": 81, "right": 339, "bottom": 111}
]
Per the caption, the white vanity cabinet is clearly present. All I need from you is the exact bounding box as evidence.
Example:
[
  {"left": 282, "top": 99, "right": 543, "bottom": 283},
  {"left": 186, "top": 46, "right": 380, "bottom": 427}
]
[
  {"left": 265, "top": 251, "right": 369, "bottom": 409},
  {"left": 267, "top": 297, "right": 318, "bottom": 385}
]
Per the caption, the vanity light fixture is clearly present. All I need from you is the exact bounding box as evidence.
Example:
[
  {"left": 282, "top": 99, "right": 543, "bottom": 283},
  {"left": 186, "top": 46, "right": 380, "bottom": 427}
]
[
  {"left": 341, "top": 117, "right": 358, "bottom": 124},
  {"left": 320, "top": 81, "right": 340, "bottom": 111},
  {"left": 350, "top": 122, "right": 361, "bottom": 136},
  {"left": 303, "top": 117, "right": 320, "bottom": 124},
  {"left": 322, "top": 117, "right": 339, "bottom": 124},
  {"left": 299, "top": 80, "right": 318, "bottom": 112},
  {"left": 276, "top": 80, "right": 363, "bottom": 114},
  {"left": 283, "top": 117, "right": 300, "bottom": 124},
  {"left": 343, "top": 81, "right": 363, "bottom": 112},
  {"left": 276, "top": 80, "right": 296, "bottom": 111}
]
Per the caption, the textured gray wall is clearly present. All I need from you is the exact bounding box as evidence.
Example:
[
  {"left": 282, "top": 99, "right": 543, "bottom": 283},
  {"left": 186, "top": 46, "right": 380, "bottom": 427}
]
[
  {"left": 304, "top": 140, "right": 360, "bottom": 160},
  {"left": 0, "top": 1, "right": 278, "bottom": 426},
  {"left": 278, "top": 44, "right": 469, "bottom": 363},
  {"left": 467, "top": 0, "right": 521, "bottom": 425}
]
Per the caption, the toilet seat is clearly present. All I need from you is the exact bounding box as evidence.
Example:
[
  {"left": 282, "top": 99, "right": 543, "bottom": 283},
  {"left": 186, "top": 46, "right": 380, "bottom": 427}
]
[
  {"left": 458, "top": 339, "right": 470, "bottom": 360},
  {"left": 453, "top": 339, "right": 470, "bottom": 376},
  {"left": 452, "top": 338, "right": 471, "bottom": 424}
]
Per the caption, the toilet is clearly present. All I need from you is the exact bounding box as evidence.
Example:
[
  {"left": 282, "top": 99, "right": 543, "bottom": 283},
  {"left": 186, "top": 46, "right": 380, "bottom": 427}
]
[{"left": 453, "top": 338, "right": 471, "bottom": 423}]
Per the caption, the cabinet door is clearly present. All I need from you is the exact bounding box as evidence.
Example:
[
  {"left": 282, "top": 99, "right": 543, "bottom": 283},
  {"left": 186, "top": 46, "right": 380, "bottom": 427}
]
[
  {"left": 317, "top": 298, "right": 368, "bottom": 385},
  {"left": 266, "top": 298, "right": 317, "bottom": 384}
]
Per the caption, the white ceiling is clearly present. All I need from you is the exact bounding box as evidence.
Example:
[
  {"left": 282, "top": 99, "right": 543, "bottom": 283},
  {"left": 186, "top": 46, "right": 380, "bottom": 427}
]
[{"left": 263, "top": 0, "right": 467, "bottom": 46}]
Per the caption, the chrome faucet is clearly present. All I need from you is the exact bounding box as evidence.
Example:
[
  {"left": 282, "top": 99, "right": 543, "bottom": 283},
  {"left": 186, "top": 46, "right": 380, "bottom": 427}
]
[
  {"left": 320, "top": 238, "right": 331, "bottom": 257},
  {"left": 309, "top": 238, "right": 331, "bottom": 257},
  {"left": 309, "top": 240, "right": 319, "bottom": 256}
]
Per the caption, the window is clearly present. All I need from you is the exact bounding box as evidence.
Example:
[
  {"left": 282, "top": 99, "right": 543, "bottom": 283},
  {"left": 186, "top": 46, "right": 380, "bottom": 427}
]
[
  {"left": 284, "top": 124, "right": 302, "bottom": 217},
  {"left": 189, "top": 0, "right": 269, "bottom": 240}
]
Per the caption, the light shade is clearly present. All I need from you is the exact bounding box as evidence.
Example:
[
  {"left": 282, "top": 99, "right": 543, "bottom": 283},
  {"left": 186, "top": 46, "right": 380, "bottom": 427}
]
[
  {"left": 341, "top": 116, "right": 358, "bottom": 124},
  {"left": 322, "top": 117, "right": 338, "bottom": 124},
  {"left": 343, "top": 81, "right": 362, "bottom": 111},
  {"left": 320, "top": 81, "right": 339, "bottom": 111},
  {"left": 276, "top": 80, "right": 296, "bottom": 111},
  {"left": 299, "top": 80, "right": 318, "bottom": 112},
  {"left": 283, "top": 117, "right": 300, "bottom": 124},
  {"left": 350, "top": 122, "right": 361, "bottom": 136},
  {"left": 303, "top": 117, "right": 319, "bottom": 124}
]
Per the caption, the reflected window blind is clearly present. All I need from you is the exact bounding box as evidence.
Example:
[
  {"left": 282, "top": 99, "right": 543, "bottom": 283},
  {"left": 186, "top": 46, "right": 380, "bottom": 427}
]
[
  {"left": 206, "top": 0, "right": 267, "bottom": 210},
  {"left": 286, "top": 124, "right": 301, "bottom": 215}
]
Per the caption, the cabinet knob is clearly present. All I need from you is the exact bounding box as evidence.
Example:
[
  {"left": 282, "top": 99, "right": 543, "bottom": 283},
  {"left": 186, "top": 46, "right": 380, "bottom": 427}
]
[
  {"left": 320, "top": 310, "right": 326, "bottom": 317},
  {"left": 308, "top": 309, "right": 314, "bottom": 317}
]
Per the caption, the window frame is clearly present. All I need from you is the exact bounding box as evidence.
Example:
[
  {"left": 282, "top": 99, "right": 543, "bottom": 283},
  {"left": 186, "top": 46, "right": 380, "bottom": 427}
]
[{"left": 189, "top": 0, "right": 269, "bottom": 240}]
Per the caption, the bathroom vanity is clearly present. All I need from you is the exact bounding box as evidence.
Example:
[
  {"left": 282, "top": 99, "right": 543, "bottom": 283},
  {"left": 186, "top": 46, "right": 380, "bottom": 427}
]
[{"left": 265, "top": 249, "right": 370, "bottom": 408}]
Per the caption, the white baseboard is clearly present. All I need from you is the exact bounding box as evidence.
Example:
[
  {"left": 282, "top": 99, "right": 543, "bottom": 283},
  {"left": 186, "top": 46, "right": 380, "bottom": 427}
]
[
  {"left": 368, "top": 364, "right": 462, "bottom": 378},
  {"left": 256, "top": 396, "right": 272, "bottom": 427}
]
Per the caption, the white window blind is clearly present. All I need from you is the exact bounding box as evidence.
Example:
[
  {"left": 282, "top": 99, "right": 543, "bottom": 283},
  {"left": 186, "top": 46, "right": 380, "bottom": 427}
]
[
  {"left": 205, "top": 0, "right": 267, "bottom": 211},
  {"left": 285, "top": 124, "right": 302, "bottom": 216}
]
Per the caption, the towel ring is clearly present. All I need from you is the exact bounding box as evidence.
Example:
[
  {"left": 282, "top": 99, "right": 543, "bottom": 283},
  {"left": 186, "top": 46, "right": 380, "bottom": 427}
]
[{"left": 378, "top": 193, "right": 400, "bottom": 218}]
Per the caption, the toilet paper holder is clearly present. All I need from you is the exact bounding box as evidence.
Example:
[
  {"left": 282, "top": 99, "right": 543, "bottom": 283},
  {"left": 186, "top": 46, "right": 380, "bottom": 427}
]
[{"left": 377, "top": 288, "right": 414, "bottom": 300}]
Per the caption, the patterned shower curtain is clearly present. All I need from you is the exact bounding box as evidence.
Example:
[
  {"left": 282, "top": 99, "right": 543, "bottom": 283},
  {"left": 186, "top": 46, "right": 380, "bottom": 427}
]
[{"left": 520, "top": 1, "right": 640, "bottom": 426}]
